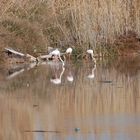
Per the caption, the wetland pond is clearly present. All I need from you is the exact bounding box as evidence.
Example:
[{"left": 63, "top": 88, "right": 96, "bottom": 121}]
[{"left": 0, "top": 56, "right": 140, "bottom": 140}]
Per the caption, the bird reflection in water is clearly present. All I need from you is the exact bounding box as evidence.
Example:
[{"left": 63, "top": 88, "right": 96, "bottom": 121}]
[
  {"left": 87, "top": 64, "right": 96, "bottom": 79},
  {"left": 67, "top": 73, "right": 74, "bottom": 82},
  {"left": 50, "top": 63, "right": 65, "bottom": 85},
  {"left": 66, "top": 64, "right": 74, "bottom": 83}
]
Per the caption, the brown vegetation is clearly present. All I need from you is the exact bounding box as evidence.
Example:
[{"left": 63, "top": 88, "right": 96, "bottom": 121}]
[
  {"left": 0, "top": 0, "right": 140, "bottom": 56},
  {"left": 115, "top": 31, "right": 140, "bottom": 56}
]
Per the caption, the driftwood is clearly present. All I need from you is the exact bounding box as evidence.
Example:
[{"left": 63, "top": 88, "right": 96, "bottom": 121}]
[
  {"left": 5, "top": 48, "right": 25, "bottom": 57},
  {"left": 26, "top": 54, "right": 37, "bottom": 62},
  {"left": 4, "top": 47, "right": 54, "bottom": 64},
  {"left": 4, "top": 48, "right": 37, "bottom": 63},
  {"left": 37, "top": 54, "right": 52, "bottom": 61}
]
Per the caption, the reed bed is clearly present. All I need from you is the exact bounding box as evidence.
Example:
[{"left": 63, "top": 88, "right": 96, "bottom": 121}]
[{"left": 0, "top": 0, "right": 140, "bottom": 55}]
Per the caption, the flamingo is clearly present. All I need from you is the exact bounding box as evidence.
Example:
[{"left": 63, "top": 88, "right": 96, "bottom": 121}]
[
  {"left": 65, "top": 47, "right": 73, "bottom": 61},
  {"left": 49, "top": 49, "right": 65, "bottom": 66},
  {"left": 86, "top": 49, "right": 96, "bottom": 63}
]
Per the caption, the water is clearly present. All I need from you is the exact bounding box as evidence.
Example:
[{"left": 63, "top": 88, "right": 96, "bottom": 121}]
[{"left": 0, "top": 57, "right": 140, "bottom": 140}]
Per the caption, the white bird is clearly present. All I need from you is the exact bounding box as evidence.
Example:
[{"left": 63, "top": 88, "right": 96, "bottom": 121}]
[
  {"left": 87, "top": 49, "right": 93, "bottom": 54},
  {"left": 49, "top": 49, "right": 60, "bottom": 56},
  {"left": 65, "top": 47, "right": 73, "bottom": 61},
  {"left": 49, "top": 49, "right": 65, "bottom": 66},
  {"left": 86, "top": 49, "right": 96, "bottom": 63},
  {"left": 66, "top": 47, "right": 73, "bottom": 54}
]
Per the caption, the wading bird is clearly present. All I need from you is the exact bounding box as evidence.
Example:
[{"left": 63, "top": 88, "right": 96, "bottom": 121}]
[
  {"left": 65, "top": 47, "right": 73, "bottom": 61},
  {"left": 49, "top": 49, "right": 65, "bottom": 66},
  {"left": 84, "top": 49, "right": 96, "bottom": 63}
]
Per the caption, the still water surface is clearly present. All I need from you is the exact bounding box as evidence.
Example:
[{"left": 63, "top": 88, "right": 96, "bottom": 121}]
[{"left": 0, "top": 57, "right": 140, "bottom": 140}]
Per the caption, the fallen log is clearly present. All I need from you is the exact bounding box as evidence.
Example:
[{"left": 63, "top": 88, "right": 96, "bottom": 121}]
[
  {"left": 5, "top": 48, "right": 25, "bottom": 57},
  {"left": 4, "top": 48, "right": 37, "bottom": 63}
]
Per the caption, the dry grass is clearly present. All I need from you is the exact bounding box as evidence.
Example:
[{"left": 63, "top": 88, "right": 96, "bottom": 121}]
[{"left": 0, "top": 0, "right": 140, "bottom": 55}]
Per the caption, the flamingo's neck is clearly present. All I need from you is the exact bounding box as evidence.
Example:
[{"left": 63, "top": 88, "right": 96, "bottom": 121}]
[{"left": 91, "top": 53, "right": 96, "bottom": 63}]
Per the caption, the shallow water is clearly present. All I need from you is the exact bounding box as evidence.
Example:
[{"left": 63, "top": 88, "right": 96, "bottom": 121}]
[{"left": 0, "top": 57, "right": 140, "bottom": 140}]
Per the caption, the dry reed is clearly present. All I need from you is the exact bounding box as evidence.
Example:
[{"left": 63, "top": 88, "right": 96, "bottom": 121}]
[{"left": 0, "top": 0, "right": 140, "bottom": 55}]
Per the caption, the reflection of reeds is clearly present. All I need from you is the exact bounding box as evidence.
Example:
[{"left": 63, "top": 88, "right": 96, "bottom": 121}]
[
  {"left": 0, "top": 59, "right": 140, "bottom": 139},
  {"left": 0, "top": 95, "right": 34, "bottom": 140},
  {"left": 0, "top": 0, "right": 140, "bottom": 55}
]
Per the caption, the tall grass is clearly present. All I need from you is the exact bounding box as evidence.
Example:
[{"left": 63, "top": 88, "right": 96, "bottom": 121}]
[{"left": 0, "top": 0, "right": 140, "bottom": 54}]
